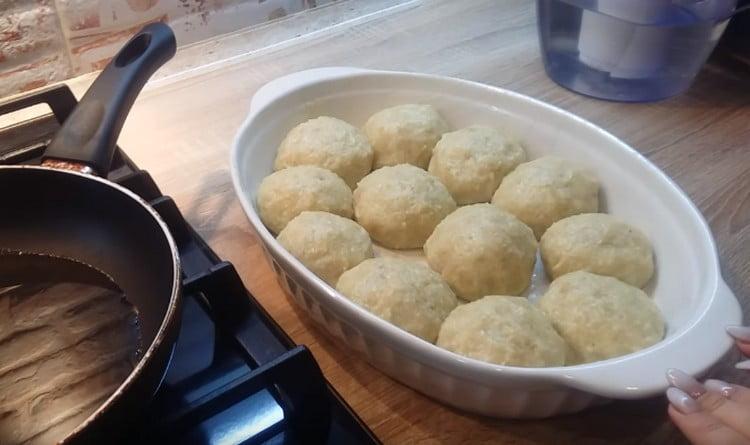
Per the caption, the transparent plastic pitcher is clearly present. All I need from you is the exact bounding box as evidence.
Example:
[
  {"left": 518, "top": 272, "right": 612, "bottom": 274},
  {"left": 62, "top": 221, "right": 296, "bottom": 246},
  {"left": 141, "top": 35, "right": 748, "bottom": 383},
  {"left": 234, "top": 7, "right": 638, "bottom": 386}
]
[{"left": 537, "top": 0, "right": 739, "bottom": 102}]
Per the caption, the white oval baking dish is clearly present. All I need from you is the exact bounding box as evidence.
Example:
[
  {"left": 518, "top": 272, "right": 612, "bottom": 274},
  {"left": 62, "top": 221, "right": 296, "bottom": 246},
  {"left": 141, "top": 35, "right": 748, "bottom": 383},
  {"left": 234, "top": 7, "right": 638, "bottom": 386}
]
[{"left": 230, "top": 67, "right": 742, "bottom": 418}]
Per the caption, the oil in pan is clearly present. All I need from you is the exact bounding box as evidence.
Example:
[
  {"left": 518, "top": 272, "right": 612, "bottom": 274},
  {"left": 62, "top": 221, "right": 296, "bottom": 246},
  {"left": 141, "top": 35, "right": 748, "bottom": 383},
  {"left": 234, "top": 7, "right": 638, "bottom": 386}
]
[{"left": 0, "top": 252, "right": 142, "bottom": 445}]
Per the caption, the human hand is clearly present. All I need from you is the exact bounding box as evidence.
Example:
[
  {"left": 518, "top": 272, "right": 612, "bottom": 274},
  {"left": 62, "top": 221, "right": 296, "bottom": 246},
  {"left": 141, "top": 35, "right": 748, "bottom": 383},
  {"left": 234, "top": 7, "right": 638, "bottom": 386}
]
[{"left": 666, "top": 326, "right": 750, "bottom": 445}]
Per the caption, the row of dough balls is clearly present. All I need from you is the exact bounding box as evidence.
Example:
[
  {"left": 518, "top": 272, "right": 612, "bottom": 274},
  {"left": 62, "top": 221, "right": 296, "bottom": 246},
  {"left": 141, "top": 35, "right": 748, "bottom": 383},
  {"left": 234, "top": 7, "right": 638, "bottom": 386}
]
[
  {"left": 257, "top": 105, "right": 663, "bottom": 366},
  {"left": 273, "top": 105, "right": 448, "bottom": 190},
  {"left": 258, "top": 161, "right": 652, "bottom": 296},
  {"left": 438, "top": 271, "right": 664, "bottom": 366},
  {"left": 272, "top": 104, "right": 527, "bottom": 203},
  {"left": 261, "top": 102, "right": 603, "bottom": 248},
  {"left": 263, "top": 203, "right": 663, "bottom": 368},
  {"left": 271, "top": 206, "right": 662, "bottom": 366},
  {"left": 337, "top": 257, "right": 663, "bottom": 367}
]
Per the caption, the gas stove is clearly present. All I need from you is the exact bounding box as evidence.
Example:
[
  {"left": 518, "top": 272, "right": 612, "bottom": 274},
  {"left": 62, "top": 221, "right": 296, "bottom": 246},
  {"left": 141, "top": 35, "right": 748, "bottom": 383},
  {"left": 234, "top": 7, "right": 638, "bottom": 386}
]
[{"left": 0, "top": 85, "right": 379, "bottom": 445}]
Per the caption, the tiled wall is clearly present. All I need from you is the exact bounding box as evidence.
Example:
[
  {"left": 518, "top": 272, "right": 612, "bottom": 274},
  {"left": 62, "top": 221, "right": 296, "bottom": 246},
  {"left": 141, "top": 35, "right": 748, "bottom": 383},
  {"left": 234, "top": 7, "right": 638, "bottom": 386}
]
[{"left": 0, "top": 0, "right": 329, "bottom": 98}]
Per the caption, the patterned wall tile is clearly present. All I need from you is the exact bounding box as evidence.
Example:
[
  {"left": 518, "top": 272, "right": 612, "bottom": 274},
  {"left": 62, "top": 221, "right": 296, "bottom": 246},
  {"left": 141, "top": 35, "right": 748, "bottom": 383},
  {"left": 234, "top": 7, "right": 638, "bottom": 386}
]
[
  {"left": 55, "top": 0, "right": 172, "bottom": 73},
  {"left": 0, "top": 0, "right": 71, "bottom": 97},
  {"left": 56, "top": 0, "right": 326, "bottom": 75},
  {"left": 0, "top": 0, "right": 334, "bottom": 98}
]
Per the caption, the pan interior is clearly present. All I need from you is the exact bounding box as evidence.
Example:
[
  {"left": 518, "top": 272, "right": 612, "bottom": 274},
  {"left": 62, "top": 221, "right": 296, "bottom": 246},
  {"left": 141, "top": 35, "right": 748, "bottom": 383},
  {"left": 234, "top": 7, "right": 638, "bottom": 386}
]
[
  {"left": 0, "top": 168, "right": 179, "bottom": 442},
  {"left": 0, "top": 266, "right": 141, "bottom": 445},
  {"left": 0, "top": 168, "right": 178, "bottom": 361}
]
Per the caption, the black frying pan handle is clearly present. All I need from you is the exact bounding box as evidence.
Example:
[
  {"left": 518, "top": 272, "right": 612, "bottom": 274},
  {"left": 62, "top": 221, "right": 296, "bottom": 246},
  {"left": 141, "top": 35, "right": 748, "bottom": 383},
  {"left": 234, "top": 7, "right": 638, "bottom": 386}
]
[{"left": 43, "top": 23, "right": 176, "bottom": 176}]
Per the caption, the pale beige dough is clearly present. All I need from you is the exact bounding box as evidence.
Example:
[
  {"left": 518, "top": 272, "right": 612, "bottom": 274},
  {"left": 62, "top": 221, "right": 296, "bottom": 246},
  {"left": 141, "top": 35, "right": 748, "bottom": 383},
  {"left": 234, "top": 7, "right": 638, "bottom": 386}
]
[
  {"left": 492, "top": 156, "right": 600, "bottom": 238},
  {"left": 540, "top": 213, "right": 654, "bottom": 288},
  {"left": 277, "top": 211, "right": 374, "bottom": 286},
  {"left": 537, "top": 271, "right": 664, "bottom": 363},
  {"left": 257, "top": 165, "right": 353, "bottom": 234},
  {"left": 274, "top": 116, "right": 374, "bottom": 188},
  {"left": 428, "top": 126, "right": 526, "bottom": 204},
  {"left": 424, "top": 204, "right": 537, "bottom": 300},
  {"left": 354, "top": 164, "right": 456, "bottom": 249},
  {"left": 364, "top": 104, "right": 449, "bottom": 169},
  {"left": 437, "top": 296, "right": 567, "bottom": 367},
  {"left": 336, "top": 257, "right": 458, "bottom": 343}
]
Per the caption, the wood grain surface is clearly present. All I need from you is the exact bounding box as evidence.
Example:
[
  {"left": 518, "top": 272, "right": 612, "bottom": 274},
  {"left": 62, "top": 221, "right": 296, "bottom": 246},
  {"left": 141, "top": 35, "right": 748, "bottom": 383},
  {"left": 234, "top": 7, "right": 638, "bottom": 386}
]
[{"left": 101, "top": 1, "right": 750, "bottom": 443}]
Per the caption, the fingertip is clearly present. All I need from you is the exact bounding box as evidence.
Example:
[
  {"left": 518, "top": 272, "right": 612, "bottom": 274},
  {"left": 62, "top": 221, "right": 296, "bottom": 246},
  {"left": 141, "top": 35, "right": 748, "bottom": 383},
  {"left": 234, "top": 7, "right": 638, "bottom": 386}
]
[
  {"left": 667, "top": 387, "right": 702, "bottom": 414},
  {"left": 726, "top": 325, "right": 750, "bottom": 343}
]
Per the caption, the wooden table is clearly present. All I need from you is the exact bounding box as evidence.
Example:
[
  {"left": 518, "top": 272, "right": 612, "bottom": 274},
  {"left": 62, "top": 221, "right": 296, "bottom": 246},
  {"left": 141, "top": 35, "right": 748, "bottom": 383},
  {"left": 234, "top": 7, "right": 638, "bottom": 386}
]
[{"left": 98, "top": 1, "right": 750, "bottom": 443}]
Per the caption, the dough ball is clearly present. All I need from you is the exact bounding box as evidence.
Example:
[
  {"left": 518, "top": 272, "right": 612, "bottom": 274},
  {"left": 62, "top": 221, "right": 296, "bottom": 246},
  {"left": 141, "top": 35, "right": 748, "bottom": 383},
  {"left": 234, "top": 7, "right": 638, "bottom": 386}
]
[
  {"left": 336, "top": 257, "right": 458, "bottom": 342},
  {"left": 364, "top": 104, "right": 449, "bottom": 169},
  {"left": 274, "top": 116, "right": 374, "bottom": 188},
  {"left": 492, "top": 156, "right": 599, "bottom": 238},
  {"left": 541, "top": 213, "right": 654, "bottom": 288},
  {"left": 537, "top": 271, "right": 664, "bottom": 363},
  {"left": 354, "top": 164, "right": 456, "bottom": 249},
  {"left": 277, "top": 211, "right": 374, "bottom": 286},
  {"left": 437, "top": 296, "right": 567, "bottom": 367},
  {"left": 258, "top": 166, "right": 352, "bottom": 234},
  {"left": 428, "top": 126, "right": 526, "bottom": 204},
  {"left": 424, "top": 204, "right": 537, "bottom": 300}
]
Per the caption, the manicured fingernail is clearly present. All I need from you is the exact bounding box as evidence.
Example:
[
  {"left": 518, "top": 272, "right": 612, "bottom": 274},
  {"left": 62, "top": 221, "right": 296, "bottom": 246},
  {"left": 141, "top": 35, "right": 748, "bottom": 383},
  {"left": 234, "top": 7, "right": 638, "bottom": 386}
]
[
  {"left": 666, "top": 368, "right": 706, "bottom": 398},
  {"left": 667, "top": 387, "right": 702, "bottom": 414},
  {"left": 726, "top": 325, "right": 750, "bottom": 342},
  {"left": 736, "top": 360, "right": 750, "bottom": 370},
  {"left": 705, "top": 379, "right": 735, "bottom": 398}
]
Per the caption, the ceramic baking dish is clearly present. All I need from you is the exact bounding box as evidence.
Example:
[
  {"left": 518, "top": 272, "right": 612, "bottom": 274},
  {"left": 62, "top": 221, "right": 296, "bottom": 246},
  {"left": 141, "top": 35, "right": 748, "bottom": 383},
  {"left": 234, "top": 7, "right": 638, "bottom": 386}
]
[{"left": 230, "top": 67, "right": 742, "bottom": 418}]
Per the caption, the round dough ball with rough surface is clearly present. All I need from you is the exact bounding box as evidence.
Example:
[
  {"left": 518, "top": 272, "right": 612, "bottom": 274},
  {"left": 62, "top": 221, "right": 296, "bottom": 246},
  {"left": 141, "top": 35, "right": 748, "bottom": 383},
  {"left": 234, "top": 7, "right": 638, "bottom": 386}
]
[
  {"left": 274, "top": 116, "right": 373, "bottom": 188},
  {"left": 424, "top": 204, "right": 537, "bottom": 300},
  {"left": 437, "top": 296, "right": 567, "bottom": 367},
  {"left": 428, "top": 126, "right": 526, "bottom": 204},
  {"left": 277, "top": 211, "right": 374, "bottom": 286},
  {"left": 537, "top": 271, "right": 664, "bottom": 364},
  {"left": 364, "top": 104, "right": 449, "bottom": 169},
  {"left": 336, "top": 257, "right": 458, "bottom": 343},
  {"left": 258, "top": 166, "right": 352, "bottom": 234},
  {"left": 541, "top": 213, "right": 654, "bottom": 288},
  {"left": 354, "top": 164, "right": 456, "bottom": 249},
  {"left": 492, "top": 156, "right": 600, "bottom": 238}
]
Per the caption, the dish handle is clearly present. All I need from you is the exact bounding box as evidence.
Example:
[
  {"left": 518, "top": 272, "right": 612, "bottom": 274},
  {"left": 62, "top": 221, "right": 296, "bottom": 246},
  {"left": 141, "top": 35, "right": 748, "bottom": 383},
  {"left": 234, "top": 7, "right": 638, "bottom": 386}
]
[
  {"left": 250, "top": 67, "right": 370, "bottom": 113},
  {"left": 559, "top": 279, "right": 743, "bottom": 399}
]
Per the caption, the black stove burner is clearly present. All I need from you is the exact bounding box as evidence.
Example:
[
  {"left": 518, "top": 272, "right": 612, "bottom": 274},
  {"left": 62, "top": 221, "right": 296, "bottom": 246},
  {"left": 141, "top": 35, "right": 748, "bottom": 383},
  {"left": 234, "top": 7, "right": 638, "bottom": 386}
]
[{"left": 0, "top": 85, "right": 379, "bottom": 445}]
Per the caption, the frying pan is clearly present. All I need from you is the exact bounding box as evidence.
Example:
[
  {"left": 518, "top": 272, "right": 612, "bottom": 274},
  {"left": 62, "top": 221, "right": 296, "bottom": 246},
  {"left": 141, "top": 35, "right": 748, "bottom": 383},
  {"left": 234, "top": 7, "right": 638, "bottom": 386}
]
[{"left": 0, "top": 23, "right": 180, "bottom": 442}]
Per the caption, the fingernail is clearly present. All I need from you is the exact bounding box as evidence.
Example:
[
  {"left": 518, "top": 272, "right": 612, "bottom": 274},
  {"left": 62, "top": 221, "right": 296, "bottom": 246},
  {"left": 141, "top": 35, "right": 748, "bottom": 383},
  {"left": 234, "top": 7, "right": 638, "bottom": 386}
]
[
  {"left": 705, "top": 379, "right": 735, "bottom": 398},
  {"left": 726, "top": 325, "right": 750, "bottom": 343},
  {"left": 667, "top": 387, "right": 702, "bottom": 414},
  {"left": 736, "top": 360, "right": 750, "bottom": 370},
  {"left": 666, "top": 368, "right": 706, "bottom": 398}
]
